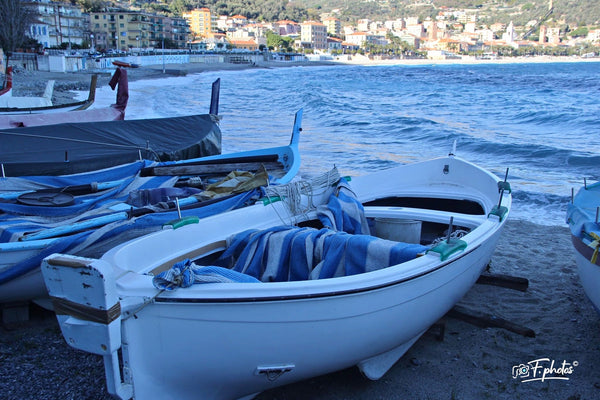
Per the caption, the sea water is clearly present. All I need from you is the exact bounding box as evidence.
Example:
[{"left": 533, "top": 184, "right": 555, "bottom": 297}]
[{"left": 87, "top": 62, "right": 600, "bottom": 226}]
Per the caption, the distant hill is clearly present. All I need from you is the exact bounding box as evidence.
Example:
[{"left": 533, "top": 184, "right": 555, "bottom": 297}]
[
  {"left": 301, "top": 0, "right": 600, "bottom": 27},
  {"left": 110, "top": 0, "right": 600, "bottom": 27}
]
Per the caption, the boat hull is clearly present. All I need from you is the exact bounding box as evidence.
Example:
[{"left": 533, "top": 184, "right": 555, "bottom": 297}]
[
  {"left": 122, "top": 228, "right": 501, "bottom": 400},
  {"left": 566, "top": 182, "right": 600, "bottom": 315},
  {"left": 571, "top": 235, "right": 600, "bottom": 314}
]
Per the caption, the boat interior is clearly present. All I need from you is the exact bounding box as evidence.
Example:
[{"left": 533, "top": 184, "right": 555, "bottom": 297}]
[{"left": 149, "top": 194, "right": 486, "bottom": 281}]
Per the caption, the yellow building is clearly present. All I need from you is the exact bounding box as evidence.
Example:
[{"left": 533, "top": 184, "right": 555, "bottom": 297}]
[
  {"left": 183, "top": 8, "right": 213, "bottom": 38},
  {"left": 90, "top": 11, "right": 189, "bottom": 51},
  {"left": 322, "top": 17, "right": 341, "bottom": 37}
]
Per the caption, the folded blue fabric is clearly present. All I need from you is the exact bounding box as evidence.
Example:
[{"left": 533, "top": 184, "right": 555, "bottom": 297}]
[
  {"left": 317, "top": 179, "right": 370, "bottom": 235},
  {"left": 221, "top": 226, "right": 430, "bottom": 282},
  {"left": 153, "top": 258, "right": 260, "bottom": 290}
]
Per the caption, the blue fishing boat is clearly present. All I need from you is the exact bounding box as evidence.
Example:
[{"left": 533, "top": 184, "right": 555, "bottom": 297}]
[
  {"left": 0, "top": 109, "right": 302, "bottom": 305},
  {"left": 567, "top": 180, "right": 600, "bottom": 314}
]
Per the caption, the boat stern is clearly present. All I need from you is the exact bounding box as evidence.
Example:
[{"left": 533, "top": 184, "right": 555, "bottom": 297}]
[{"left": 41, "top": 254, "right": 132, "bottom": 399}]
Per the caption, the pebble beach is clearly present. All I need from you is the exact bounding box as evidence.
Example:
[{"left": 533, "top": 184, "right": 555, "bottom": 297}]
[{"left": 1, "top": 59, "right": 599, "bottom": 400}]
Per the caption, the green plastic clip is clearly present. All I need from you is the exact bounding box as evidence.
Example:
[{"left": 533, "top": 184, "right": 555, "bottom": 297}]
[
  {"left": 163, "top": 216, "right": 200, "bottom": 230},
  {"left": 488, "top": 205, "right": 508, "bottom": 221},
  {"left": 261, "top": 196, "right": 282, "bottom": 206},
  {"left": 427, "top": 239, "right": 467, "bottom": 261},
  {"left": 497, "top": 181, "right": 511, "bottom": 194}
]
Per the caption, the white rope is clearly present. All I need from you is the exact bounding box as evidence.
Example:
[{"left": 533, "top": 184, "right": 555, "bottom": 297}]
[
  {"left": 431, "top": 228, "right": 469, "bottom": 246},
  {"left": 264, "top": 167, "right": 340, "bottom": 224}
]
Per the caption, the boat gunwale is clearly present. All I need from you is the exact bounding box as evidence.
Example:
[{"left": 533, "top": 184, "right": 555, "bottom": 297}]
[
  {"left": 143, "top": 213, "right": 506, "bottom": 303},
  {"left": 0, "top": 98, "right": 94, "bottom": 115},
  {"left": 152, "top": 238, "right": 489, "bottom": 304}
]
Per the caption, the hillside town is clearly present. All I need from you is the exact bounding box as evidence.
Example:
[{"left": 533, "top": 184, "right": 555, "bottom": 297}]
[{"left": 14, "top": 0, "right": 600, "bottom": 60}]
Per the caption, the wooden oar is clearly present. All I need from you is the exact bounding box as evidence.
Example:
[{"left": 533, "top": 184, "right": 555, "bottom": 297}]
[
  {"left": 0, "top": 179, "right": 127, "bottom": 201},
  {"left": 18, "top": 192, "right": 238, "bottom": 242},
  {"left": 140, "top": 155, "right": 280, "bottom": 177}
]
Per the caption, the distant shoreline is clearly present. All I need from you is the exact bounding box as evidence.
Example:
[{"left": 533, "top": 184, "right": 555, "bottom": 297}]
[
  {"left": 10, "top": 54, "right": 599, "bottom": 103},
  {"left": 328, "top": 54, "right": 600, "bottom": 67}
]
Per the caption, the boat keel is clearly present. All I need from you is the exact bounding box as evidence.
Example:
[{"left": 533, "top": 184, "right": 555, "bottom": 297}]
[{"left": 357, "top": 331, "right": 425, "bottom": 380}]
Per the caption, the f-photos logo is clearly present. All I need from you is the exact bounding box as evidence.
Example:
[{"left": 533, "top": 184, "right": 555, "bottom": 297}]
[{"left": 512, "top": 358, "right": 578, "bottom": 383}]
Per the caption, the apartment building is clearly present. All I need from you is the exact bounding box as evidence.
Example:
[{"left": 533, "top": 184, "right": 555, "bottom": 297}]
[
  {"left": 276, "top": 20, "right": 301, "bottom": 36},
  {"left": 322, "top": 17, "right": 341, "bottom": 37},
  {"left": 90, "top": 11, "right": 189, "bottom": 51},
  {"left": 25, "top": 0, "right": 87, "bottom": 49},
  {"left": 300, "top": 21, "right": 327, "bottom": 50},
  {"left": 183, "top": 8, "right": 214, "bottom": 38}
]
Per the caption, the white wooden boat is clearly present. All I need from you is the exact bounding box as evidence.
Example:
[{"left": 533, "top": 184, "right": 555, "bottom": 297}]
[
  {"left": 0, "top": 66, "right": 97, "bottom": 115},
  {"left": 41, "top": 153, "right": 511, "bottom": 400},
  {"left": 0, "top": 109, "right": 302, "bottom": 306},
  {"left": 0, "top": 67, "right": 124, "bottom": 130},
  {"left": 567, "top": 180, "right": 600, "bottom": 314}
]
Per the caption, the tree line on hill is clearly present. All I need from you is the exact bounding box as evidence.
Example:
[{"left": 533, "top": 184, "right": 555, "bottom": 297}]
[{"left": 72, "top": 0, "right": 600, "bottom": 29}]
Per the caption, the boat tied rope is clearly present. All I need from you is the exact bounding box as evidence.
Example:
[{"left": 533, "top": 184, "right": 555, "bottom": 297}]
[{"left": 264, "top": 167, "right": 340, "bottom": 224}]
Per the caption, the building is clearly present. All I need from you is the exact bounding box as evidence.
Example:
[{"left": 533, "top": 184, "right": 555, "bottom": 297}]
[
  {"left": 322, "top": 17, "right": 341, "bottom": 37},
  {"left": 539, "top": 25, "right": 548, "bottom": 43},
  {"left": 277, "top": 20, "right": 301, "bottom": 36},
  {"left": 502, "top": 21, "right": 516, "bottom": 44},
  {"left": 406, "top": 24, "right": 425, "bottom": 38},
  {"left": 90, "top": 11, "right": 188, "bottom": 51},
  {"left": 231, "top": 15, "right": 248, "bottom": 27},
  {"left": 25, "top": 0, "right": 87, "bottom": 49},
  {"left": 203, "top": 33, "right": 228, "bottom": 50},
  {"left": 345, "top": 32, "right": 369, "bottom": 47},
  {"left": 395, "top": 33, "right": 420, "bottom": 49},
  {"left": 357, "top": 19, "right": 370, "bottom": 32},
  {"left": 300, "top": 21, "right": 327, "bottom": 50},
  {"left": 547, "top": 27, "right": 561, "bottom": 44},
  {"left": 587, "top": 29, "right": 600, "bottom": 43},
  {"left": 229, "top": 39, "right": 258, "bottom": 51},
  {"left": 344, "top": 32, "right": 386, "bottom": 47},
  {"left": 327, "top": 37, "right": 343, "bottom": 51},
  {"left": 183, "top": 8, "right": 213, "bottom": 39}
]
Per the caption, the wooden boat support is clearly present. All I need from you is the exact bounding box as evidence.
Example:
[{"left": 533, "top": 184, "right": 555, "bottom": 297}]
[
  {"left": 476, "top": 272, "right": 529, "bottom": 292},
  {"left": 447, "top": 306, "right": 536, "bottom": 338},
  {"left": 434, "top": 271, "right": 534, "bottom": 339}
]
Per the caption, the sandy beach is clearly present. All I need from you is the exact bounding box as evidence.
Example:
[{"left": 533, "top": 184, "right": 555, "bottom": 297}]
[
  {"left": 1, "top": 58, "right": 599, "bottom": 399},
  {"left": 1, "top": 220, "right": 599, "bottom": 399}
]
